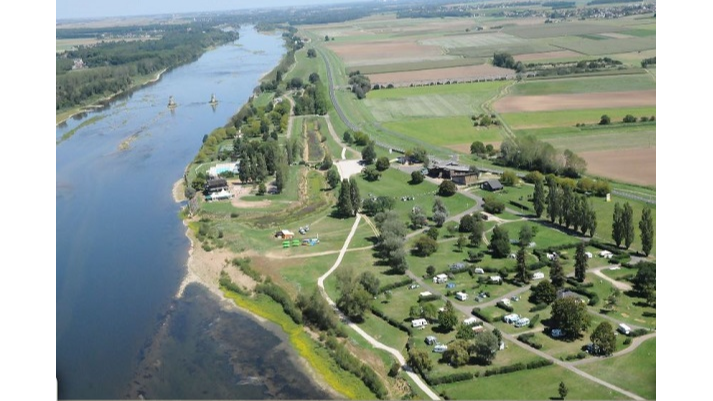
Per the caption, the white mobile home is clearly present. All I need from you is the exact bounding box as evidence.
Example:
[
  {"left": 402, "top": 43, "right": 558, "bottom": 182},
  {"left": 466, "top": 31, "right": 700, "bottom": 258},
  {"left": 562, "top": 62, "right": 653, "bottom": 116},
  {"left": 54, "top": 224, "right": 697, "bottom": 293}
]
[
  {"left": 463, "top": 317, "right": 479, "bottom": 326},
  {"left": 455, "top": 291, "right": 468, "bottom": 301},
  {"left": 503, "top": 314, "right": 520, "bottom": 324},
  {"left": 532, "top": 272, "right": 545, "bottom": 280},
  {"left": 412, "top": 318, "right": 428, "bottom": 329},
  {"left": 618, "top": 323, "right": 631, "bottom": 335},
  {"left": 514, "top": 317, "right": 530, "bottom": 328},
  {"left": 433, "top": 344, "right": 448, "bottom": 353},
  {"left": 433, "top": 274, "right": 449, "bottom": 284}
]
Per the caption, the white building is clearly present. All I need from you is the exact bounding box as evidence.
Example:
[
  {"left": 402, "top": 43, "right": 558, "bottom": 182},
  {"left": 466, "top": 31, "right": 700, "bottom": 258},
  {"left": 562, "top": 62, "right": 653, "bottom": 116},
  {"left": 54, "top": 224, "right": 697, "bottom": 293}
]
[
  {"left": 455, "top": 292, "right": 468, "bottom": 301},
  {"left": 412, "top": 318, "right": 428, "bottom": 329},
  {"left": 433, "top": 273, "right": 448, "bottom": 284}
]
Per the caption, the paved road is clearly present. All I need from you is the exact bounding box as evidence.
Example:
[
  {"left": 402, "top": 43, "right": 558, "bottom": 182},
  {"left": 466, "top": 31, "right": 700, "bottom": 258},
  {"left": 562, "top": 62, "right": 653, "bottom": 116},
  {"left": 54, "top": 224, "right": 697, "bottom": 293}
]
[
  {"left": 591, "top": 265, "right": 633, "bottom": 291},
  {"left": 316, "top": 214, "right": 441, "bottom": 400},
  {"left": 570, "top": 332, "right": 656, "bottom": 366}
]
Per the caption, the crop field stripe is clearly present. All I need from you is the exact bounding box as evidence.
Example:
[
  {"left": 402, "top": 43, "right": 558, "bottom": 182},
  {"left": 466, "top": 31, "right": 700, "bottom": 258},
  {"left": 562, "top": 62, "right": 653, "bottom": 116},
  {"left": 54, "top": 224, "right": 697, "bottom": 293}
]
[
  {"left": 511, "top": 74, "right": 656, "bottom": 96},
  {"left": 502, "top": 106, "right": 656, "bottom": 128}
]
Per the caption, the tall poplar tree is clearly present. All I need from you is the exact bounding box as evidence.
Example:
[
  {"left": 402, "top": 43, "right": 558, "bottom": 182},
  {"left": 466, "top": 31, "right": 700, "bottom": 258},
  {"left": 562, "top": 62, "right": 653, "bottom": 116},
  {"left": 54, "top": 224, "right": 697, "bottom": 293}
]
[
  {"left": 533, "top": 177, "right": 545, "bottom": 218},
  {"left": 639, "top": 207, "right": 654, "bottom": 256},
  {"left": 574, "top": 241, "right": 588, "bottom": 283},
  {"left": 612, "top": 202, "right": 624, "bottom": 247},
  {"left": 337, "top": 179, "right": 353, "bottom": 217},
  {"left": 622, "top": 202, "right": 635, "bottom": 249}
]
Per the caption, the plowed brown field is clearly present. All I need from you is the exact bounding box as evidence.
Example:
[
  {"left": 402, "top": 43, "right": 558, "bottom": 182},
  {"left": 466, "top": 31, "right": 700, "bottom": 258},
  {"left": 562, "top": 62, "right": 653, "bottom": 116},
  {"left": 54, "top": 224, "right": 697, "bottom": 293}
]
[
  {"left": 494, "top": 90, "right": 656, "bottom": 112},
  {"left": 580, "top": 147, "right": 655, "bottom": 186}
]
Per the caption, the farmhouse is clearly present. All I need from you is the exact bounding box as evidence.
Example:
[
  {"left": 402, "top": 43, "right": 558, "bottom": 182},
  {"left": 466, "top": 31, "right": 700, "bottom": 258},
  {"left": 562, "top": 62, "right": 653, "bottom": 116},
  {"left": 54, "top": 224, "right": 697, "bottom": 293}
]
[
  {"left": 482, "top": 179, "right": 503, "bottom": 191},
  {"left": 428, "top": 162, "right": 479, "bottom": 185},
  {"left": 433, "top": 274, "right": 449, "bottom": 284},
  {"left": 532, "top": 272, "right": 545, "bottom": 280},
  {"left": 455, "top": 291, "right": 468, "bottom": 301},
  {"left": 412, "top": 318, "right": 428, "bottom": 329},
  {"left": 205, "top": 178, "right": 229, "bottom": 193}
]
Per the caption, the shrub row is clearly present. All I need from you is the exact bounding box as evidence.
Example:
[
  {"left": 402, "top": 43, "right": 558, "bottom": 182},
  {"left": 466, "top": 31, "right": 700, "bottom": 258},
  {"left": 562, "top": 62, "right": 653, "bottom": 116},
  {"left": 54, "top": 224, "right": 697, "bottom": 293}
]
[
  {"left": 588, "top": 239, "right": 626, "bottom": 255},
  {"left": 419, "top": 294, "right": 442, "bottom": 303},
  {"left": 231, "top": 258, "right": 263, "bottom": 282},
  {"left": 255, "top": 282, "right": 303, "bottom": 324},
  {"left": 218, "top": 271, "right": 248, "bottom": 295},
  {"left": 483, "top": 359, "right": 552, "bottom": 377},
  {"left": 529, "top": 303, "right": 548, "bottom": 312},
  {"left": 629, "top": 328, "right": 650, "bottom": 338},
  {"left": 496, "top": 301, "right": 514, "bottom": 312},
  {"left": 424, "top": 371, "right": 477, "bottom": 386},
  {"left": 561, "top": 352, "right": 588, "bottom": 361},
  {"left": 329, "top": 342, "right": 388, "bottom": 399},
  {"left": 378, "top": 278, "right": 413, "bottom": 294},
  {"left": 517, "top": 333, "right": 543, "bottom": 350},
  {"left": 371, "top": 306, "right": 413, "bottom": 335},
  {"left": 528, "top": 261, "right": 548, "bottom": 271},
  {"left": 509, "top": 200, "right": 530, "bottom": 211},
  {"left": 566, "top": 277, "right": 593, "bottom": 288},
  {"left": 528, "top": 314, "right": 540, "bottom": 328},
  {"left": 470, "top": 308, "right": 492, "bottom": 323},
  {"left": 567, "top": 286, "right": 599, "bottom": 306}
]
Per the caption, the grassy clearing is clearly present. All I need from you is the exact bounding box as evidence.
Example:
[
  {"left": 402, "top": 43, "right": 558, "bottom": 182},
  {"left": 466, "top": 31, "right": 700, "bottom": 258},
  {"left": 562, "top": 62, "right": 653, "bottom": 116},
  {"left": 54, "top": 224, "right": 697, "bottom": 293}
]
[
  {"left": 435, "top": 364, "right": 629, "bottom": 400},
  {"left": 577, "top": 338, "right": 656, "bottom": 400},
  {"left": 548, "top": 36, "right": 656, "bottom": 56},
  {"left": 502, "top": 106, "right": 656, "bottom": 128},
  {"left": 513, "top": 123, "right": 656, "bottom": 153},
  {"left": 511, "top": 74, "right": 655, "bottom": 96},
  {"left": 383, "top": 118, "right": 504, "bottom": 147}
]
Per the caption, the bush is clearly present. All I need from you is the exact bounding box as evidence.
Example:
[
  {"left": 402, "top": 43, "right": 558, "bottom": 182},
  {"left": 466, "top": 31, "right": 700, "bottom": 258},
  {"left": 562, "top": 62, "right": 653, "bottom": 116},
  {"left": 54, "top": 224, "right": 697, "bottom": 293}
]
[
  {"left": 439, "top": 180, "right": 457, "bottom": 196},
  {"left": 517, "top": 333, "right": 543, "bottom": 349},
  {"left": 623, "top": 337, "right": 632, "bottom": 345},
  {"left": 256, "top": 282, "right": 303, "bottom": 324},
  {"left": 496, "top": 301, "right": 514, "bottom": 312},
  {"left": 378, "top": 278, "right": 414, "bottom": 294},
  {"left": 483, "top": 196, "right": 505, "bottom": 214},
  {"left": 411, "top": 171, "right": 425, "bottom": 184},
  {"left": 529, "top": 303, "right": 548, "bottom": 312},
  {"left": 509, "top": 200, "right": 530, "bottom": 211}
]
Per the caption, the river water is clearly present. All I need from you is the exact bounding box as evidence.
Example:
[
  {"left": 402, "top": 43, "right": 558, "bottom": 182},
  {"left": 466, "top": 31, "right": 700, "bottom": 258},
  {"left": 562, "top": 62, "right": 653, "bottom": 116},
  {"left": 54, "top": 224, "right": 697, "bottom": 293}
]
[{"left": 56, "top": 26, "right": 330, "bottom": 400}]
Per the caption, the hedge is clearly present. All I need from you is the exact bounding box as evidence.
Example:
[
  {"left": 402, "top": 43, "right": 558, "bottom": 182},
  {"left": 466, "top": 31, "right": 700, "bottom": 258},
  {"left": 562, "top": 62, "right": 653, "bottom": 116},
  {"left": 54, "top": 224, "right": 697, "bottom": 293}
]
[
  {"left": 509, "top": 200, "right": 530, "bottom": 211},
  {"left": 425, "top": 372, "right": 477, "bottom": 386},
  {"left": 568, "top": 286, "right": 599, "bottom": 306},
  {"left": 471, "top": 308, "right": 492, "bottom": 323},
  {"left": 219, "top": 271, "right": 248, "bottom": 295},
  {"left": 370, "top": 306, "right": 413, "bottom": 335},
  {"left": 528, "top": 314, "right": 540, "bottom": 328},
  {"left": 517, "top": 333, "right": 543, "bottom": 350},
  {"left": 378, "top": 278, "right": 413, "bottom": 294},
  {"left": 483, "top": 359, "right": 552, "bottom": 377},
  {"left": 419, "top": 294, "right": 442, "bottom": 303},
  {"left": 529, "top": 303, "right": 548, "bottom": 312},
  {"left": 588, "top": 239, "right": 626, "bottom": 255},
  {"left": 496, "top": 301, "right": 514, "bottom": 312}
]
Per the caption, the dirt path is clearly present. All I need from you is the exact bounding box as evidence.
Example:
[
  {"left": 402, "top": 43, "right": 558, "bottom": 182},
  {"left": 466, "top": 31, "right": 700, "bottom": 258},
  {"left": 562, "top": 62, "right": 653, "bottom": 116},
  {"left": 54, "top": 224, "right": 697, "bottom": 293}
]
[
  {"left": 316, "top": 214, "right": 441, "bottom": 400},
  {"left": 284, "top": 95, "right": 296, "bottom": 139},
  {"left": 590, "top": 265, "right": 633, "bottom": 291}
]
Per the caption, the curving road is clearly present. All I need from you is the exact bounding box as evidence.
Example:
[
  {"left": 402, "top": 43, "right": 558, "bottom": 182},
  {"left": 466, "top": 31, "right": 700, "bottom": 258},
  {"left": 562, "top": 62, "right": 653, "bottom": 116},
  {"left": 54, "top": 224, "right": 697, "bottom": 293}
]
[{"left": 316, "top": 214, "right": 441, "bottom": 400}]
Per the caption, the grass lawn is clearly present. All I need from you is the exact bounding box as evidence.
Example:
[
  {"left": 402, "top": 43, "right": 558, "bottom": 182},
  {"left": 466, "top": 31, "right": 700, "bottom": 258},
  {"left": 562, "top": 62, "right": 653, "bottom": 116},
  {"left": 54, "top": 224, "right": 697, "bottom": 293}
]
[
  {"left": 357, "top": 312, "right": 409, "bottom": 352},
  {"left": 435, "top": 364, "right": 630, "bottom": 400},
  {"left": 577, "top": 338, "right": 656, "bottom": 400},
  {"left": 382, "top": 118, "right": 504, "bottom": 147},
  {"left": 501, "top": 106, "right": 656, "bottom": 129},
  {"left": 511, "top": 74, "right": 656, "bottom": 96}
]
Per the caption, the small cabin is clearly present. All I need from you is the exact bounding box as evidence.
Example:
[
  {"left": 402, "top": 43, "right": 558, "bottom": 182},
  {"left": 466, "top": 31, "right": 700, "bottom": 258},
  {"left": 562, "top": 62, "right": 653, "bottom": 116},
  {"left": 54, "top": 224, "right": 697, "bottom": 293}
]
[{"left": 482, "top": 179, "right": 503, "bottom": 191}]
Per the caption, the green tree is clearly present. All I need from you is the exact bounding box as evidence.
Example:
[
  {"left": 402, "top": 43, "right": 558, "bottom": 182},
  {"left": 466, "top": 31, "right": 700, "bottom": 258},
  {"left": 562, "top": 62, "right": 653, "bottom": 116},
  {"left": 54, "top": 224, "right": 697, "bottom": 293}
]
[
  {"left": 574, "top": 242, "right": 588, "bottom": 283},
  {"left": 343, "top": 131, "right": 352, "bottom": 143},
  {"left": 519, "top": 225, "right": 533, "bottom": 248},
  {"left": 470, "top": 141, "right": 486, "bottom": 155},
  {"left": 483, "top": 196, "right": 505, "bottom": 214},
  {"left": 410, "top": 170, "right": 424, "bottom": 184},
  {"left": 639, "top": 207, "right": 654, "bottom": 256},
  {"left": 550, "top": 297, "right": 591, "bottom": 340},
  {"left": 459, "top": 214, "right": 475, "bottom": 233},
  {"left": 515, "top": 247, "right": 529, "bottom": 283},
  {"left": 433, "top": 211, "right": 447, "bottom": 227},
  {"left": 361, "top": 141, "right": 376, "bottom": 165},
  {"left": 633, "top": 262, "right": 656, "bottom": 295},
  {"left": 443, "top": 339, "right": 471, "bottom": 367},
  {"left": 337, "top": 179, "right": 353, "bottom": 217},
  {"left": 438, "top": 301, "right": 458, "bottom": 332},
  {"left": 501, "top": 170, "right": 519, "bottom": 186},
  {"left": 426, "top": 227, "right": 439, "bottom": 240},
  {"left": 489, "top": 225, "right": 511, "bottom": 258},
  {"left": 559, "top": 382, "right": 568, "bottom": 400},
  {"left": 358, "top": 271, "right": 380, "bottom": 296},
  {"left": 599, "top": 115, "right": 611, "bottom": 125},
  {"left": 549, "top": 257, "right": 566, "bottom": 289},
  {"left": 362, "top": 165, "right": 382, "bottom": 181},
  {"left": 531, "top": 280, "right": 557, "bottom": 305},
  {"left": 423, "top": 303, "right": 438, "bottom": 321},
  {"left": 307, "top": 48, "right": 317, "bottom": 58},
  {"left": 375, "top": 156, "right": 390, "bottom": 171},
  {"left": 408, "top": 349, "right": 433, "bottom": 373},
  {"left": 590, "top": 322, "right": 616, "bottom": 356},
  {"left": 414, "top": 235, "right": 438, "bottom": 257},
  {"left": 456, "top": 323, "right": 476, "bottom": 340},
  {"left": 612, "top": 202, "right": 624, "bottom": 247},
  {"left": 470, "top": 214, "right": 485, "bottom": 248},
  {"left": 349, "top": 177, "right": 361, "bottom": 216},
  {"left": 546, "top": 176, "right": 561, "bottom": 224},
  {"left": 409, "top": 305, "right": 423, "bottom": 319},
  {"left": 438, "top": 180, "right": 457, "bottom": 196},
  {"left": 327, "top": 166, "right": 340, "bottom": 189},
  {"left": 320, "top": 152, "right": 333, "bottom": 170},
  {"left": 409, "top": 206, "right": 428, "bottom": 229},
  {"left": 471, "top": 331, "right": 499, "bottom": 365},
  {"left": 456, "top": 234, "right": 467, "bottom": 252},
  {"left": 623, "top": 114, "right": 637, "bottom": 123},
  {"left": 533, "top": 177, "right": 546, "bottom": 218},
  {"left": 426, "top": 265, "right": 436, "bottom": 277},
  {"left": 622, "top": 202, "right": 635, "bottom": 249}
]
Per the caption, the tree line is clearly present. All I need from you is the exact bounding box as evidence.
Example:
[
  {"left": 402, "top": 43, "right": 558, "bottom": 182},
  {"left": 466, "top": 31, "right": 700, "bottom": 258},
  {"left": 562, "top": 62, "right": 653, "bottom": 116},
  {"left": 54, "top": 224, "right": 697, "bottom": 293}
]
[
  {"left": 57, "top": 27, "right": 238, "bottom": 110},
  {"left": 498, "top": 135, "right": 587, "bottom": 178}
]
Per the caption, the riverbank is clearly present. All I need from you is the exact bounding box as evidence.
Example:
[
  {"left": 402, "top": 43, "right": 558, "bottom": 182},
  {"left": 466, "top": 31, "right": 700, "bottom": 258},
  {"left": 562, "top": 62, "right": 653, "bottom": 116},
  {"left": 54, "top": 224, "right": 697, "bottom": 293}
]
[
  {"left": 56, "top": 68, "right": 168, "bottom": 126},
  {"left": 170, "top": 179, "right": 346, "bottom": 399}
]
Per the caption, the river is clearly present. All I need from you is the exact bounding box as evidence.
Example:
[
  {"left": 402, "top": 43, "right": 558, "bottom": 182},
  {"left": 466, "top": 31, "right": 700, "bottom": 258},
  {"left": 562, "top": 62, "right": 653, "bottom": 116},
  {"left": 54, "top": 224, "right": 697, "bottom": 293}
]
[{"left": 56, "top": 26, "right": 330, "bottom": 400}]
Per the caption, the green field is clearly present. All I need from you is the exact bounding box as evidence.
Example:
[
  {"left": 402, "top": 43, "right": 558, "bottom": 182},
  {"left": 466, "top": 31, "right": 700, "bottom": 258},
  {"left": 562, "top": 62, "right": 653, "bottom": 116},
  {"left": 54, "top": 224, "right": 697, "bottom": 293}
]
[
  {"left": 435, "top": 364, "right": 629, "bottom": 400},
  {"left": 511, "top": 74, "right": 655, "bottom": 96},
  {"left": 365, "top": 81, "right": 509, "bottom": 122},
  {"left": 514, "top": 124, "right": 656, "bottom": 153},
  {"left": 577, "top": 338, "right": 656, "bottom": 400},
  {"left": 548, "top": 35, "right": 656, "bottom": 56},
  {"left": 383, "top": 118, "right": 504, "bottom": 147},
  {"left": 502, "top": 106, "right": 656, "bottom": 129}
]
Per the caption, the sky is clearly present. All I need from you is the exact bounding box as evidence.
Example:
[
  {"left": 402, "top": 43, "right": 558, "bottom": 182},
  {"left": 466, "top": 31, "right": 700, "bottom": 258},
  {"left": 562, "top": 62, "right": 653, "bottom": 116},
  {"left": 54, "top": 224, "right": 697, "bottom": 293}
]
[{"left": 57, "top": 0, "right": 367, "bottom": 20}]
